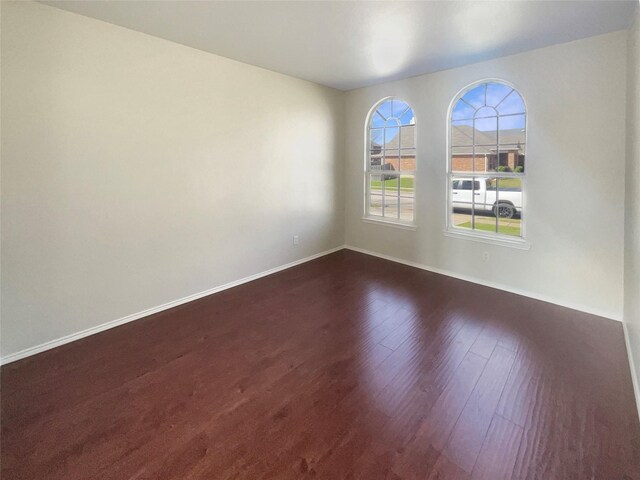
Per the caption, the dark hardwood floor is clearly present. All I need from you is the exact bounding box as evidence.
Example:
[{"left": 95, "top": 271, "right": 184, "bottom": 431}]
[{"left": 2, "top": 250, "right": 639, "bottom": 479}]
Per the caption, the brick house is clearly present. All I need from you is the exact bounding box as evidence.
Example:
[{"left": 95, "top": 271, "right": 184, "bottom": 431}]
[
  {"left": 371, "top": 125, "right": 525, "bottom": 172},
  {"left": 450, "top": 125, "right": 525, "bottom": 172},
  {"left": 370, "top": 125, "right": 416, "bottom": 173},
  {"left": 371, "top": 124, "right": 525, "bottom": 173}
]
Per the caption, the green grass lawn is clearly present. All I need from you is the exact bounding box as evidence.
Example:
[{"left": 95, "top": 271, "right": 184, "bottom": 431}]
[
  {"left": 371, "top": 177, "right": 414, "bottom": 191},
  {"left": 494, "top": 178, "right": 522, "bottom": 189},
  {"left": 371, "top": 177, "right": 520, "bottom": 191},
  {"left": 457, "top": 221, "right": 521, "bottom": 236}
]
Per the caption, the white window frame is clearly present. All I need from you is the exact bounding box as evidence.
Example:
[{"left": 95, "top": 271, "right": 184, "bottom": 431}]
[
  {"left": 445, "top": 79, "right": 530, "bottom": 249},
  {"left": 364, "top": 97, "right": 417, "bottom": 229}
]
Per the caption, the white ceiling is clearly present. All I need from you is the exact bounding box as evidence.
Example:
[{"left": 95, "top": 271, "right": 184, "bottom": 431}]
[{"left": 41, "top": 0, "right": 637, "bottom": 91}]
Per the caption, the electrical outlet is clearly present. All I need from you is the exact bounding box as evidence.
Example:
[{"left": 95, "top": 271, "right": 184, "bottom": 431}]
[
  {"left": 293, "top": 235, "right": 299, "bottom": 246},
  {"left": 482, "top": 251, "right": 490, "bottom": 262}
]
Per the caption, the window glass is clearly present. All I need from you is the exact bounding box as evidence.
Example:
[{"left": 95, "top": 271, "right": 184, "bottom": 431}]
[
  {"left": 449, "top": 81, "right": 526, "bottom": 240},
  {"left": 366, "top": 98, "right": 416, "bottom": 224}
]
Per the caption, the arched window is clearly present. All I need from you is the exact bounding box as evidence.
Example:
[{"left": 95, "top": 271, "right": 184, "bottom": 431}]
[
  {"left": 448, "top": 80, "right": 527, "bottom": 241},
  {"left": 365, "top": 98, "right": 415, "bottom": 225}
]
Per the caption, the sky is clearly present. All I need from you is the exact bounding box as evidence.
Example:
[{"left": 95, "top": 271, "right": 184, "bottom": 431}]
[
  {"left": 370, "top": 83, "right": 526, "bottom": 146},
  {"left": 370, "top": 99, "right": 414, "bottom": 145},
  {"left": 452, "top": 82, "right": 526, "bottom": 131}
]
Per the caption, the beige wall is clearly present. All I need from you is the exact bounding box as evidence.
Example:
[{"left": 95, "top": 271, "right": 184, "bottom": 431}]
[
  {"left": 1, "top": 1, "right": 635, "bottom": 365},
  {"left": 625, "top": 7, "right": 640, "bottom": 414},
  {"left": 0, "top": 2, "right": 345, "bottom": 359},
  {"left": 344, "top": 31, "right": 628, "bottom": 320}
]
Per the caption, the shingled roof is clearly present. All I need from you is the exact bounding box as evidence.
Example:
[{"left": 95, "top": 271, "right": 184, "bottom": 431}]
[
  {"left": 451, "top": 125, "right": 525, "bottom": 154},
  {"left": 371, "top": 125, "right": 415, "bottom": 150},
  {"left": 372, "top": 124, "right": 525, "bottom": 155}
]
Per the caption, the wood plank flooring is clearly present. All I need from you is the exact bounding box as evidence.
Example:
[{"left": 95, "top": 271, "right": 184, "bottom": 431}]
[{"left": 2, "top": 250, "right": 639, "bottom": 479}]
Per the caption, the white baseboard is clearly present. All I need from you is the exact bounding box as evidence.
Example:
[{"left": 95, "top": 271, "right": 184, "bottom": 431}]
[
  {"left": 344, "top": 245, "right": 622, "bottom": 322},
  {"left": 0, "top": 245, "right": 346, "bottom": 365},
  {"left": 344, "top": 245, "right": 636, "bottom": 414},
  {"left": 623, "top": 321, "right": 640, "bottom": 421},
  {"left": 1, "top": 243, "right": 623, "bottom": 366}
]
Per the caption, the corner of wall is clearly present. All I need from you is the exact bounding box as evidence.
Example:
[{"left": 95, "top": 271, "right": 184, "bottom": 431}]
[
  {"left": 624, "top": 5, "right": 640, "bottom": 420},
  {"left": 340, "top": 90, "right": 350, "bottom": 247}
]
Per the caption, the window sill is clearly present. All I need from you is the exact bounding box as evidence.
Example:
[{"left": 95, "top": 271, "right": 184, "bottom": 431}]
[
  {"left": 443, "top": 228, "right": 531, "bottom": 250},
  {"left": 362, "top": 217, "right": 417, "bottom": 231}
]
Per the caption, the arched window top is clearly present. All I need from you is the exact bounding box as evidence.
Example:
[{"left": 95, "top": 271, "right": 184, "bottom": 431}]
[
  {"left": 370, "top": 98, "right": 415, "bottom": 128},
  {"left": 368, "top": 97, "right": 415, "bottom": 154},
  {"left": 452, "top": 81, "right": 526, "bottom": 120},
  {"left": 365, "top": 97, "right": 416, "bottom": 226},
  {"left": 449, "top": 80, "right": 527, "bottom": 173}
]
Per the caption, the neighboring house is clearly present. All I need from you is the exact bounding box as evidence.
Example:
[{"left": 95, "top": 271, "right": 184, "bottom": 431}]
[
  {"left": 371, "top": 125, "right": 525, "bottom": 173},
  {"left": 450, "top": 125, "right": 525, "bottom": 172},
  {"left": 370, "top": 125, "right": 415, "bottom": 173}
]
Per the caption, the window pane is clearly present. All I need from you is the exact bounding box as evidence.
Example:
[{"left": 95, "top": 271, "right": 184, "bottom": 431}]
[
  {"left": 370, "top": 158, "right": 390, "bottom": 174},
  {"left": 451, "top": 175, "right": 484, "bottom": 231},
  {"left": 498, "top": 213, "right": 522, "bottom": 236},
  {"left": 399, "top": 125, "right": 415, "bottom": 149},
  {"left": 494, "top": 146, "right": 525, "bottom": 173},
  {"left": 474, "top": 110, "right": 497, "bottom": 145},
  {"left": 461, "top": 83, "right": 486, "bottom": 109},
  {"left": 400, "top": 197, "right": 414, "bottom": 222},
  {"left": 370, "top": 128, "right": 384, "bottom": 149},
  {"left": 384, "top": 126, "right": 399, "bottom": 146},
  {"left": 369, "top": 171, "right": 399, "bottom": 194},
  {"left": 369, "top": 194, "right": 383, "bottom": 217},
  {"left": 385, "top": 117, "right": 400, "bottom": 128},
  {"left": 495, "top": 178, "right": 523, "bottom": 236},
  {"left": 495, "top": 178, "right": 522, "bottom": 207},
  {"left": 382, "top": 153, "right": 399, "bottom": 172},
  {"left": 452, "top": 100, "right": 475, "bottom": 121},
  {"left": 497, "top": 90, "right": 526, "bottom": 115},
  {"left": 399, "top": 150, "right": 416, "bottom": 172},
  {"left": 371, "top": 111, "right": 386, "bottom": 128},
  {"left": 486, "top": 83, "right": 514, "bottom": 108},
  {"left": 454, "top": 194, "right": 495, "bottom": 232},
  {"left": 399, "top": 175, "right": 414, "bottom": 198},
  {"left": 498, "top": 114, "right": 525, "bottom": 171},
  {"left": 451, "top": 147, "right": 474, "bottom": 173},
  {"left": 477, "top": 152, "right": 495, "bottom": 173},
  {"left": 399, "top": 107, "right": 415, "bottom": 125},
  {"left": 451, "top": 120, "right": 474, "bottom": 146},
  {"left": 368, "top": 172, "right": 397, "bottom": 193},
  {"left": 391, "top": 99, "right": 409, "bottom": 118},
  {"left": 369, "top": 152, "right": 383, "bottom": 169},
  {"left": 384, "top": 196, "right": 399, "bottom": 220},
  {"left": 471, "top": 211, "right": 497, "bottom": 231},
  {"left": 498, "top": 114, "right": 525, "bottom": 140},
  {"left": 496, "top": 178, "right": 522, "bottom": 236},
  {"left": 376, "top": 100, "right": 393, "bottom": 121},
  {"left": 452, "top": 210, "right": 476, "bottom": 230},
  {"left": 369, "top": 173, "right": 383, "bottom": 195},
  {"left": 497, "top": 177, "right": 522, "bottom": 190},
  {"left": 380, "top": 174, "right": 400, "bottom": 196},
  {"left": 451, "top": 176, "right": 478, "bottom": 210}
]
